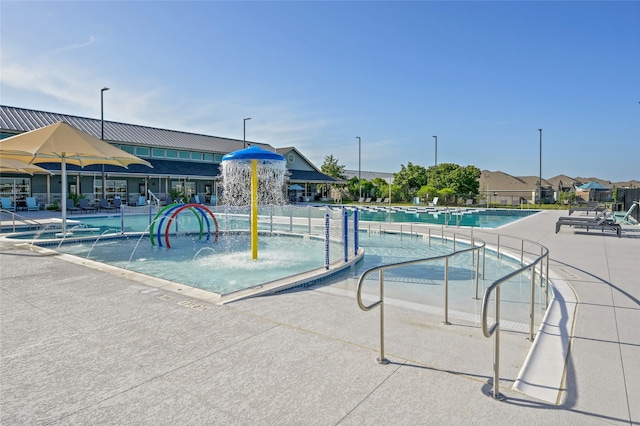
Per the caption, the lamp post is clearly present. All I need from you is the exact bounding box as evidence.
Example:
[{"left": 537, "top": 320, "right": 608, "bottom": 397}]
[
  {"left": 538, "top": 128, "right": 542, "bottom": 207},
  {"left": 432, "top": 135, "right": 438, "bottom": 188},
  {"left": 100, "top": 87, "right": 110, "bottom": 199},
  {"left": 356, "top": 136, "right": 361, "bottom": 200},
  {"left": 243, "top": 117, "right": 251, "bottom": 149}
]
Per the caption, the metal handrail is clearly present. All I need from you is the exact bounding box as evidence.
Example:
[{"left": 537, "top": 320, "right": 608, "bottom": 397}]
[
  {"left": 481, "top": 238, "right": 549, "bottom": 400},
  {"left": 0, "top": 209, "right": 43, "bottom": 233},
  {"left": 147, "top": 190, "right": 161, "bottom": 209},
  {"left": 356, "top": 233, "right": 486, "bottom": 364}
]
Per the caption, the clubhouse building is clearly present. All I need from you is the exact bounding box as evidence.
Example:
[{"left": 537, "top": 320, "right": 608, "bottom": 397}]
[{"left": 0, "top": 105, "right": 343, "bottom": 208}]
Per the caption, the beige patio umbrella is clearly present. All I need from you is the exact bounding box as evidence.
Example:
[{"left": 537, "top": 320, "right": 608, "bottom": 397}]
[
  {"left": 0, "top": 121, "right": 152, "bottom": 235},
  {"left": 0, "top": 158, "right": 53, "bottom": 175}
]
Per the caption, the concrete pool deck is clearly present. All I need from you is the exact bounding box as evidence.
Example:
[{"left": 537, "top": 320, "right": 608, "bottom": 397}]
[{"left": 1, "top": 209, "right": 638, "bottom": 424}]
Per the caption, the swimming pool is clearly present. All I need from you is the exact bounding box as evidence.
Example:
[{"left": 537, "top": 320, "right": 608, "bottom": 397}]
[
  {"left": 8, "top": 206, "right": 546, "bottom": 324},
  {"left": 352, "top": 207, "right": 538, "bottom": 227}
]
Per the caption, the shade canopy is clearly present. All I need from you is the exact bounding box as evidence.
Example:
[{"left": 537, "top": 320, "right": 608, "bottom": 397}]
[
  {"left": 0, "top": 121, "right": 152, "bottom": 235},
  {"left": 288, "top": 184, "right": 304, "bottom": 191},
  {"left": 0, "top": 158, "right": 53, "bottom": 175},
  {"left": 221, "top": 145, "right": 285, "bottom": 162},
  {"left": 577, "top": 181, "right": 609, "bottom": 190}
]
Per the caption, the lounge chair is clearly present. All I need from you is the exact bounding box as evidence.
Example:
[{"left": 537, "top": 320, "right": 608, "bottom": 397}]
[
  {"left": 136, "top": 196, "right": 147, "bottom": 206},
  {"left": 428, "top": 197, "right": 439, "bottom": 207},
  {"left": 555, "top": 211, "right": 621, "bottom": 237},
  {"left": 357, "top": 197, "right": 365, "bottom": 203},
  {"left": 364, "top": 198, "right": 372, "bottom": 204},
  {"left": 465, "top": 199, "right": 474, "bottom": 207},
  {"left": 99, "top": 198, "right": 117, "bottom": 212},
  {"left": 1, "top": 197, "right": 15, "bottom": 212},
  {"left": 78, "top": 198, "right": 96, "bottom": 213},
  {"left": 26, "top": 197, "right": 39, "bottom": 211},
  {"left": 568, "top": 204, "right": 604, "bottom": 216},
  {"left": 382, "top": 198, "right": 390, "bottom": 204},
  {"left": 66, "top": 199, "right": 81, "bottom": 213},
  {"left": 375, "top": 198, "right": 382, "bottom": 204}
]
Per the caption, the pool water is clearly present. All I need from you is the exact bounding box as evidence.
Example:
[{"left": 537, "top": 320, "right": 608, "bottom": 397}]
[
  {"left": 21, "top": 207, "right": 545, "bottom": 324},
  {"left": 56, "top": 233, "right": 341, "bottom": 295},
  {"left": 354, "top": 207, "right": 538, "bottom": 227},
  {"left": 331, "top": 232, "right": 545, "bottom": 325}
]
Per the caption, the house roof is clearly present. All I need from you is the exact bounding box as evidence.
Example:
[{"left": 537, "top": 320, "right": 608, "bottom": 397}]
[{"left": 288, "top": 169, "right": 344, "bottom": 184}]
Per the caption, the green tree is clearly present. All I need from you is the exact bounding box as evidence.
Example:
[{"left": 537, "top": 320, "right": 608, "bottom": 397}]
[
  {"left": 449, "top": 165, "right": 481, "bottom": 196},
  {"left": 393, "top": 162, "right": 428, "bottom": 202},
  {"left": 321, "top": 154, "right": 346, "bottom": 179}
]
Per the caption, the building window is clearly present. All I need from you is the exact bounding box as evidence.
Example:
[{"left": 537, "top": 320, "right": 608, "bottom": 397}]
[
  {"left": 178, "top": 151, "right": 190, "bottom": 160},
  {"left": 166, "top": 150, "right": 178, "bottom": 159},
  {"left": 152, "top": 148, "right": 165, "bottom": 157},
  {"left": 135, "top": 146, "right": 150, "bottom": 157},
  {"left": 191, "top": 152, "right": 202, "bottom": 161},
  {"left": 214, "top": 154, "right": 224, "bottom": 163},
  {"left": 203, "top": 153, "right": 213, "bottom": 162},
  {"left": 120, "top": 145, "right": 135, "bottom": 154}
]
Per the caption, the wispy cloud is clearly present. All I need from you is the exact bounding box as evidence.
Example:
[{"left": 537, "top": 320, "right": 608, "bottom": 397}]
[{"left": 50, "top": 36, "right": 96, "bottom": 55}]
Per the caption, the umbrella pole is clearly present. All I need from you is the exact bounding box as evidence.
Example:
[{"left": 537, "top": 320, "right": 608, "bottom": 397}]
[{"left": 61, "top": 154, "right": 67, "bottom": 236}]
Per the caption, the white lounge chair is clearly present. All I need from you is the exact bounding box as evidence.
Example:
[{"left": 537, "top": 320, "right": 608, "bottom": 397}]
[{"left": 428, "top": 197, "right": 439, "bottom": 207}]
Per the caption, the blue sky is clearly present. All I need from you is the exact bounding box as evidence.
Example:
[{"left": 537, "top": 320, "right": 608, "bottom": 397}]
[{"left": 1, "top": 1, "right": 638, "bottom": 182}]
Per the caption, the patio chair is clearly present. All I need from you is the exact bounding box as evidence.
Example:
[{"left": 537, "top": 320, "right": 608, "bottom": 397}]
[
  {"left": 99, "top": 198, "right": 117, "bottom": 212},
  {"left": 568, "top": 204, "right": 605, "bottom": 216},
  {"left": 428, "top": 197, "right": 439, "bottom": 207},
  {"left": 555, "top": 211, "right": 621, "bottom": 237},
  {"left": 465, "top": 199, "right": 474, "bottom": 207},
  {"left": 66, "top": 199, "right": 81, "bottom": 213},
  {"left": 136, "top": 196, "right": 147, "bottom": 206},
  {"left": 78, "top": 198, "right": 97, "bottom": 213},
  {"left": 1, "top": 197, "right": 15, "bottom": 212},
  {"left": 375, "top": 198, "right": 382, "bottom": 204},
  {"left": 26, "top": 197, "right": 40, "bottom": 211}
]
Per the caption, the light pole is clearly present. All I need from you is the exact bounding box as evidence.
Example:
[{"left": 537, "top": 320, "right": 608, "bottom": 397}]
[
  {"left": 432, "top": 135, "right": 438, "bottom": 189},
  {"left": 243, "top": 118, "right": 251, "bottom": 149},
  {"left": 356, "top": 136, "right": 361, "bottom": 200},
  {"left": 100, "top": 87, "right": 110, "bottom": 199},
  {"left": 538, "top": 128, "right": 542, "bottom": 207}
]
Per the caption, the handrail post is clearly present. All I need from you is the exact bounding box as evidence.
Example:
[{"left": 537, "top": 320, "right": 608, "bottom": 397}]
[
  {"left": 545, "top": 252, "right": 550, "bottom": 308},
  {"left": 482, "top": 246, "right": 486, "bottom": 279},
  {"left": 491, "top": 285, "right": 503, "bottom": 399},
  {"left": 444, "top": 257, "right": 451, "bottom": 325},
  {"left": 377, "top": 270, "right": 389, "bottom": 364},
  {"left": 474, "top": 247, "right": 481, "bottom": 300},
  {"left": 529, "top": 265, "right": 536, "bottom": 341}
]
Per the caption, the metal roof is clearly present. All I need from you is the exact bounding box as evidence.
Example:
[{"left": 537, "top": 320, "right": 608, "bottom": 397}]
[
  {"left": 1, "top": 105, "right": 343, "bottom": 184},
  {"left": 0, "top": 105, "right": 273, "bottom": 154}
]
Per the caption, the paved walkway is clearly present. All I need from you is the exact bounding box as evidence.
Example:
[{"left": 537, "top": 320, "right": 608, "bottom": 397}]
[{"left": 0, "top": 209, "right": 638, "bottom": 425}]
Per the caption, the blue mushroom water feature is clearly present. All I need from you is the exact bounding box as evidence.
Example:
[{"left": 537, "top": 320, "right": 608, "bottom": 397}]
[{"left": 220, "top": 146, "right": 286, "bottom": 260}]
